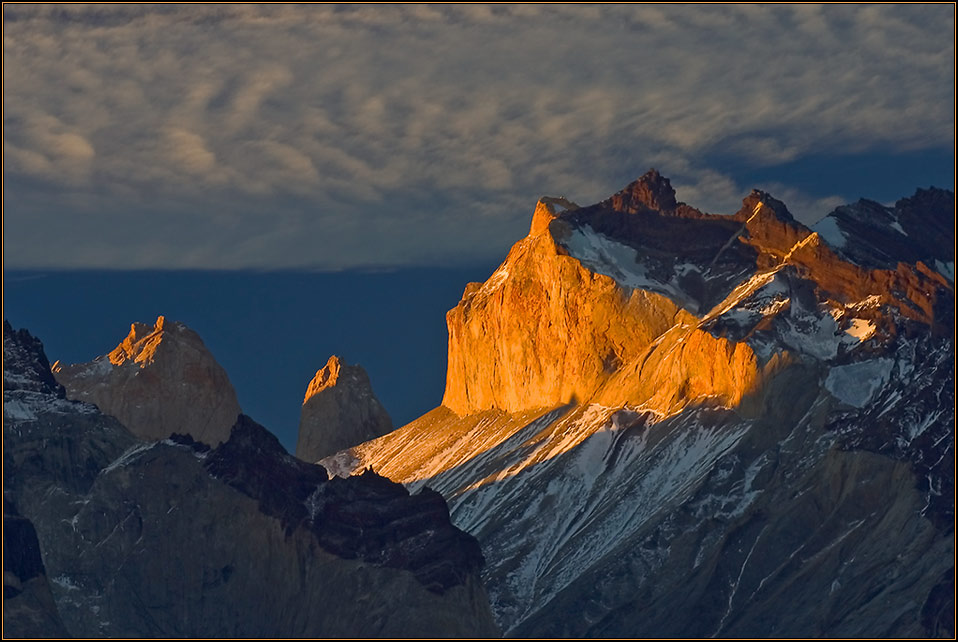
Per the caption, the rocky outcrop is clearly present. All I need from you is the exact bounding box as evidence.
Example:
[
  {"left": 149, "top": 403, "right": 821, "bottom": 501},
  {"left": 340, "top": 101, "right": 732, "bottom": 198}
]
[
  {"left": 52, "top": 316, "right": 242, "bottom": 446},
  {"left": 3, "top": 496, "right": 70, "bottom": 639},
  {"left": 5, "top": 323, "right": 498, "bottom": 638},
  {"left": 606, "top": 168, "right": 678, "bottom": 213},
  {"left": 296, "top": 356, "right": 394, "bottom": 462},
  {"left": 335, "top": 174, "right": 954, "bottom": 637},
  {"left": 3, "top": 320, "right": 65, "bottom": 397},
  {"left": 813, "top": 187, "right": 955, "bottom": 273}
]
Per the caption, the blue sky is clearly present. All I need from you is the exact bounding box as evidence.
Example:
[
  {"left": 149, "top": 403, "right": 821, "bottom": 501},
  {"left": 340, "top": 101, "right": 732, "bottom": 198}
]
[{"left": 3, "top": 4, "right": 954, "bottom": 449}]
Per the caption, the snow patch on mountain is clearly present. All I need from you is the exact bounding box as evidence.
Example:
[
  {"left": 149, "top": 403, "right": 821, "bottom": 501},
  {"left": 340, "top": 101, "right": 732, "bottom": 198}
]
[
  {"left": 3, "top": 390, "right": 99, "bottom": 422},
  {"left": 825, "top": 359, "right": 894, "bottom": 407},
  {"left": 562, "top": 225, "right": 700, "bottom": 310},
  {"left": 3, "top": 397, "right": 40, "bottom": 421},
  {"left": 779, "top": 301, "right": 844, "bottom": 360},
  {"left": 935, "top": 260, "right": 954, "bottom": 283},
  {"left": 813, "top": 216, "right": 847, "bottom": 250},
  {"left": 101, "top": 442, "right": 159, "bottom": 474},
  {"left": 410, "top": 404, "right": 754, "bottom": 632},
  {"left": 478, "top": 264, "right": 511, "bottom": 297}
]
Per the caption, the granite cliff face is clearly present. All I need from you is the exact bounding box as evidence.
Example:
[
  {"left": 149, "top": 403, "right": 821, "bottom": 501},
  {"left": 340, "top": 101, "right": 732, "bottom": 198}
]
[
  {"left": 52, "top": 316, "right": 242, "bottom": 446},
  {"left": 297, "top": 355, "right": 394, "bottom": 462},
  {"left": 330, "top": 171, "right": 955, "bottom": 637},
  {"left": 442, "top": 172, "right": 951, "bottom": 417},
  {"left": 4, "top": 323, "right": 498, "bottom": 638}
]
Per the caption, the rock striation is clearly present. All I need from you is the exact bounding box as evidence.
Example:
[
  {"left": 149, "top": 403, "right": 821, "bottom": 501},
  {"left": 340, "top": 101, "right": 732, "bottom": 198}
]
[
  {"left": 4, "top": 323, "right": 498, "bottom": 638},
  {"left": 332, "top": 171, "right": 955, "bottom": 637},
  {"left": 296, "top": 356, "right": 394, "bottom": 462},
  {"left": 52, "top": 316, "right": 242, "bottom": 446}
]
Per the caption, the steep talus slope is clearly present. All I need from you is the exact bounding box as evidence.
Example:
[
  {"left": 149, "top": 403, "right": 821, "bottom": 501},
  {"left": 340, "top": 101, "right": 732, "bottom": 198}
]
[
  {"left": 334, "top": 171, "right": 954, "bottom": 637},
  {"left": 52, "top": 315, "right": 242, "bottom": 445},
  {"left": 4, "top": 323, "right": 498, "bottom": 637},
  {"left": 296, "top": 355, "right": 394, "bottom": 462}
]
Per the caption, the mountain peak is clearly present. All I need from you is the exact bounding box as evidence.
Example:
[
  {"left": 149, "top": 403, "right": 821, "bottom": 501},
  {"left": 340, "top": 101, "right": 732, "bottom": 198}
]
[
  {"left": 740, "top": 189, "right": 795, "bottom": 223},
  {"left": 304, "top": 355, "right": 347, "bottom": 401},
  {"left": 53, "top": 316, "right": 241, "bottom": 445},
  {"left": 4, "top": 320, "right": 66, "bottom": 398},
  {"left": 345, "top": 176, "right": 953, "bottom": 637},
  {"left": 609, "top": 168, "right": 678, "bottom": 213},
  {"left": 109, "top": 315, "right": 191, "bottom": 367},
  {"left": 530, "top": 196, "right": 579, "bottom": 235},
  {"left": 811, "top": 186, "right": 955, "bottom": 278},
  {"left": 297, "top": 356, "right": 393, "bottom": 462}
]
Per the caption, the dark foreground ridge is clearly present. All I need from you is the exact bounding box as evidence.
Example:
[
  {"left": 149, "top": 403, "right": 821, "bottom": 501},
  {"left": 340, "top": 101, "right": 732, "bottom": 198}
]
[
  {"left": 4, "top": 322, "right": 498, "bottom": 637},
  {"left": 192, "top": 415, "right": 483, "bottom": 593}
]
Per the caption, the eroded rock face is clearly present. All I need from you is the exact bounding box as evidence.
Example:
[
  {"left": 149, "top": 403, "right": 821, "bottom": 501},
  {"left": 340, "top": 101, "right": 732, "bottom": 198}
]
[
  {"left": 4, "top": 324, "right": 498, "bottom": 638},
  {"left": 337, "top": 174, "right": 954, "bottom": 637},
  {"left": 52, "top": 316, "right": 241, "bottom": 446},
  {"left": 296, "top": 356, "right": 394, "bottom": 462}
]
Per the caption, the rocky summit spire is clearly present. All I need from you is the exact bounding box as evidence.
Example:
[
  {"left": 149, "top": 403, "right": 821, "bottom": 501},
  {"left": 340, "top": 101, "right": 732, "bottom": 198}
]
[
  {"left": 609, "top": 168, "right": 678, "bottom": 213},
  {"left": 4, "top": 319, "right": 65, "bottom": 397},
  {"left": 296, "top": 355, "right": 394, "bottom": 463},
  {"left": 52, "top": 316, "right": 241, "bottom": 446},
  {"left": 529, "top": 196, "right": 579, "bottom": 236}
]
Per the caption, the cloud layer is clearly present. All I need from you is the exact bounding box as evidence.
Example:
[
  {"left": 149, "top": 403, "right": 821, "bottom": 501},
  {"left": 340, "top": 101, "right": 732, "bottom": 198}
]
[{"left": 4, "top": 4, "right": 954, "bottom": 269}]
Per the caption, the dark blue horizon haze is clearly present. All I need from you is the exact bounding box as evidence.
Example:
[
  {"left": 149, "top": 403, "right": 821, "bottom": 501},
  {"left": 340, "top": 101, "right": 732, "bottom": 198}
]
[{"left": 4, "top": 266, "right": 498, "bottom": 452}]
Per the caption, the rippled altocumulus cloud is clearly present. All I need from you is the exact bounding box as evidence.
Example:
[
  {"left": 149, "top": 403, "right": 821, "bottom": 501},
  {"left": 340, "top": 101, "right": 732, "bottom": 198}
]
[{"left": 3, "top": 4, "right": 953, "bottom": 269}]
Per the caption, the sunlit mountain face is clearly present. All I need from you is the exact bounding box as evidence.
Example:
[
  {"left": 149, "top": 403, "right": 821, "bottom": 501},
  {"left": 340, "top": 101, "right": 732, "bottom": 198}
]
[{"left": 331, "top": 173, "right": 954, "bottom": 637}]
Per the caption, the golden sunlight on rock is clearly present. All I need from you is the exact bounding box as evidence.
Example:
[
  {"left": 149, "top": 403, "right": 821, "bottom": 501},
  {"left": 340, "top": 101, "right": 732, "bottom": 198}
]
[
  {"left": 444, "top": 205, "right": 747, "bottom": 416},
  {"left": 303, "top": 354, "right": 346, "bottom": 403},
  {"left": 52, "top": 316, "right": 241, "bottom": 445}
]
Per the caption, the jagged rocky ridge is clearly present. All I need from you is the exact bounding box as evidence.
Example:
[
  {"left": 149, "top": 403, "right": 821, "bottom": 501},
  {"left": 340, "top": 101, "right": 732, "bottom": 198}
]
[
  {"left": 329, "top": 171, "right": 955, "bottom": 637},
  {"left": 297, "top": 355, "right": 394, "bottom": 462},
  {"left": 3, "top": 321, "right": 498, "bottom": 638},
  {"left": 52, "top": 316, "right": 242, "bottom": 446}
]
